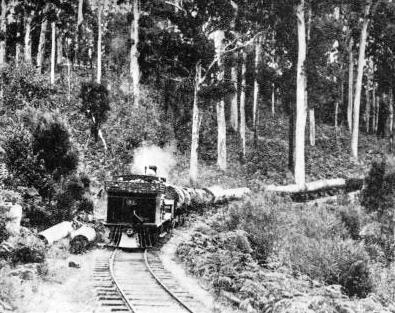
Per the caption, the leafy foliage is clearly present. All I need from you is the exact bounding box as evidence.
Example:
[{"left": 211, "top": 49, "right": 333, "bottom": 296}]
[
  {"left": 0, "top": 63, "right": 53, "bottom": 111},
  {"left": 79, "top": 82, "right": 110, "bottom": 141},
  {"left": 3, "top": 111, "right": 78, "bottom": 200}
]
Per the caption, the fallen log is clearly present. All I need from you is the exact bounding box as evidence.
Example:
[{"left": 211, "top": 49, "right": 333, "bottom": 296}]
[
  {"left": 299, "top": 191, "right": 360, "bottom": 206},
  {"left": 38, "top": 221, "right": 74, "bottom": 245},
  {"left": 265, "top": 177, "right": 363, "bottom": 194}
]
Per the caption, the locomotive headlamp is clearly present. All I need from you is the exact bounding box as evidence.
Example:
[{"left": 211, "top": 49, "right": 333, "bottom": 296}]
[{"left": 126, "top": 228, "right": 134, "bottom": 237}]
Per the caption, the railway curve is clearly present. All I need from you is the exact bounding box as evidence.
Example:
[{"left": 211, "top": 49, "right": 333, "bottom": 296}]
[{"left": 93, "top": 248, "right": 210, "bottom": 313}]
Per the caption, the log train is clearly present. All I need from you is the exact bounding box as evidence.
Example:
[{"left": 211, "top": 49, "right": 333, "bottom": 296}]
[{"left": 104, "top": 168, "right": 250, "bottom": 248}]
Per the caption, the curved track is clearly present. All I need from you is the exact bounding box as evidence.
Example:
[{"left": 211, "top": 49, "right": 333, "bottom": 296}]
[{"left": 93, "top": 248, "right": 209, "bottom": 313}]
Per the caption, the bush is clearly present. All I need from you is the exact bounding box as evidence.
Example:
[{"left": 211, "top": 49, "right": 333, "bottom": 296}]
[
  {"left": 3, "top": 111, "right": 78, "bottom": 200},
  {"left": 0, "top": 62, "right": 53, "bottom": 111},
  {"left": 338, "top": 205, "right": 362, "bottom": 240},
  {"left": 279, "top": 204, "right": 372, "bottom": 298},
  {"left": 79, "top": 82, "right": 110, "bottom": 141},
  {"left": 228, "top": 193, "right": 287, "bottom": 264},
  {"left": 361, "top": 161, "right": 395, "bottom": 262}
]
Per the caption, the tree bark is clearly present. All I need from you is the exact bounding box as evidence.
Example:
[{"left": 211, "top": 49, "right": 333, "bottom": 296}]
[
  {"left": 0, "top": 0, "right": 6, "bottom": 67},
  {"left": 189, "top": 62, "right": 202, "bottom": 186},
  {"left": 348, "top": 38, "right": 354, "bottom": 132},
  {"left": 271, "top": 83, "right": 275, "bottom": 117},
  {"left": 37, "top": 12, "right": 48, "bottom": 73},
  {"left": 306, "top": 7, "right": 314, "bottom": 147},
  {"left": 309, "top": 107, "right": 315, "bottom": 146},
  {"left": 50, "top": 22, "right": 56, "bottom": 85},
  {"left": 372, "top": 83, "right": 376, "bottom": 132},
  {"left": 365, "top": 85, "right": 371, "bottom": 133},
  {"left": 295, "top": 0, "right": 307, "bottom": 185},
  {"left": 230, "top": 61, "right": 238, "bottom": 131},
  {"left": 56, "top": 36, "right": 63, "bottom": 65},
  {"left": 96, "top": 4, "right": 102, "bottom": 84},
  {"left": 253, "top": 38, "right": 261, "bottom": 131},
  {"left": 375, "top": 95, "right": 380, "bottom": 134},
  {"left": 131, "top": 0, "right": 140, "bottom": 106},
  {"left": 24, "top": 12, "right": 33, "bottom": 64},
  {"left": 240, "top": 51, "right": 247, "bottom": 158},
  {"left": 351, "top": 1, "right": 371, "bottom": 159},
  {"left": 211, "top": 30, "right": 227, "bottom": 170}
]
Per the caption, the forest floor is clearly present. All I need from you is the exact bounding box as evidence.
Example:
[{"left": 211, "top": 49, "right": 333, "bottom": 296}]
[{"left": 170, "top": 112, "right": 388, "bottom": 189}]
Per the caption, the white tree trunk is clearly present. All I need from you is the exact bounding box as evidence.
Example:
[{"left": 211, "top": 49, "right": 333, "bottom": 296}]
[
  {"left": 96, "top": 5, "right": 102, "bottom": 84},
  {"left": 131, "top": 0, "right": 140, "bottom": 106},
  {"left": 253, "top": 39, "right": 261, "bottom": 129},
  {"left": 189, "top": 62, "right": 202, "bottom": 186},
  {"left": 295, "top": 0, "right": 307, "bottom": 185},
  {"left": 240, "top": 51, "right": 247, "bottom": 158},
  {"left": 372, "top": 83, "right": 376, "bottom": 132},
  {"left": 37, "top": 14, "right": 48, "bottom": 73},
  {"left": 365, "top": 85, "right": 371, "bottom": 133},
  {"left": 351, "top": 1, "right": 371, "bottom": 159},
  {"left": 50, "top": 22, "right": 56, "bottom": 85},
  {"left": 24, "top": 13, "right": 33, "bottom": 64},
  {"left": 0, "top": 0, "right": 6, "bottom": 67},
  {"left": 309, "top": 107, "right": 315, "bottom": 146},
  {"left": 230, "top": 62, "right": 238, "bottom": 131},
  {"left": 375, "top": 95, "right": 380, "bottom": 134},
  {"left": 348, "top": 38, "right": 354, "bottom": 132},
  {"left": 271, "top": 83, "right": 275, "bottom": 117},
  {"left": 56, "top": 36, "right": 63, "bottom": 65},
  {"left": 211, "top": 30, "right": 227, "bottom": 170}
]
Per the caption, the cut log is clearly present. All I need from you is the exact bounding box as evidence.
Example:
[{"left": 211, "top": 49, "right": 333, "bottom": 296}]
[
  {"left": 300, "top": 191, "right": 360, "bottom": 206},
  {"left": 38, "top": 221, "right": 74, "bottom": 245},
  {"left": 265, "top": 177, "right": 364, "bottom": 194}
]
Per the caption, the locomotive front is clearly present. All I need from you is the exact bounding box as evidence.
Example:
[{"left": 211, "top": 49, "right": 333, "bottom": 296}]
[{"left": 105, "top": 172, "right": 175, "bottom": 248}]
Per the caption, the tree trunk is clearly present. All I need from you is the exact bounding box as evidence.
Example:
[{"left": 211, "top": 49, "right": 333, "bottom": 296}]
[
  {"left": 50, "top": 22, "right": 56, "bottom": 85},
  {"left": 240, "top": 51, "right": 247, "bottom": 158},
  {"left": 189, "top": 62, "right": 202, "bottom": 186},
  {"left": 24, "top": 12, "right": 33, "bottom": 64},
  {"left": 295, "top": 0, "right": 307, "bottom": 185},
  {"left": 230, "top": 61, "right": 238, "bottom": 131},
  {"left": 351, "top": 1, "right": 371, "bottom": 160},
  {"left": 335, "top": 101, "right": 339, "bottom": 143},
  {"left": 309, "top": 107, "right": 315, "bottom": 146},
  {"left": 375, "top": 95, "right": 380, "bottom": 134},
  {"left": 271, "top": 83, "right": 275, "bottom": 117},
  {"left": 37, "top": 13, "right": 48, "bottom": 73},
  {"left": 131, "top": 0, "right": 140, "bottom": 106},
  {"left": 372, "top": 83, "right": 376, "bottom": 132},
  {"left": 56, "top": 36, "right": 63, "bottom": 65},
  {"left": 365, "top": 85, "right": 371, "bottom": 133},
  {"left": 0, "top": 0, "right": 6, "bottom": 67},
  {"left": 253, "top": 38, "right": 261, "bottom": 136},
  {"left": 306, "top": 7, "right": 313, "bottom": 147},
  {"left": 288, "top": 103, "right": 295, "bottom": 171},
  {"left": 96, "top": 4, "right": 102, "bottom": 84},
  {"left": 348, "top": 38, "right": 354, "bottom": 132},
  {"left": 211, "top": 30, "right": 227, "bottom": 170}
]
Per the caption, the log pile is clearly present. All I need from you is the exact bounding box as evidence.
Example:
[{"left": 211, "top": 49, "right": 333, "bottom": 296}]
[{"left": 166, "top": 184, "right": 251, "bottom": 209}]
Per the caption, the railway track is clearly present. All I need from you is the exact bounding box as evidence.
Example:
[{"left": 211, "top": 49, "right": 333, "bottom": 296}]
[{"left": 93, "top": 247, "right": 209, "bottom": 313}]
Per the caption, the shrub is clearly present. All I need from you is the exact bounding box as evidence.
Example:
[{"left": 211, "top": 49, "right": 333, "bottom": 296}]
[
  {"left": 338, "top": 205, "right": 362, "bottom": 240},
  {"left": 0, "top": 62, "right": 53, "bottom": 111},
  {"left": 279, "top": 204, "right": 372, "bottom": 298},
  {"left": 79, "top": 82, "right": 110, "bottom": 141},
  {"left": 3, "top": 111, "right": 78, "bottom": 200},
  {"left": 228, "top": 193, "right": 287, "bottom": 264},
  {"left": 361, "top": 161, "right": 395, "bottom": 262}
]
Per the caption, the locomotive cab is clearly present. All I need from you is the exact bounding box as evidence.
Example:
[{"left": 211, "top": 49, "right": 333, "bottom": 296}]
[{"left": 105, "top": 174, "right": 175, "bottom": 248}]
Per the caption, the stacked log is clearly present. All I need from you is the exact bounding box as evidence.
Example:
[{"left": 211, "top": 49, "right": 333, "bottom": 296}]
[{"left": 166, "top": 184, "right": 251, "bottom": 209}]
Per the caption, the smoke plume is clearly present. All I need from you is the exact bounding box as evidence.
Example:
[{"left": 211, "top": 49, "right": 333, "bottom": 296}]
[{"left": 130, "top": 143, "right": 177, "bottom": 179}]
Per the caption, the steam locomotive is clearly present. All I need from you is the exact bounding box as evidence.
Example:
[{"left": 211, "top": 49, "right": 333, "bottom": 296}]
[{"left": 104, "top": 166, "right": 250, "bottom": 248}]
